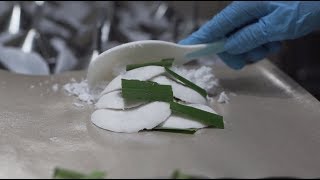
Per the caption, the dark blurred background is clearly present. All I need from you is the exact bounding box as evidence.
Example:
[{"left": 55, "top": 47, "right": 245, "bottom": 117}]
[
  {"left": 270, "top": 33, "right": 320, "bottom": 100},
  {"left": 0, "top": 1, "right": 319, "bottom": 100}
]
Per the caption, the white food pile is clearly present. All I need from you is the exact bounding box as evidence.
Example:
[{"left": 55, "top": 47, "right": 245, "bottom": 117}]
[
  {"left": 63, "top": 64, "right": 231, "bottom": 133},
  {"left": 90, "top": 65, "right": 221, "bottom": 133}
]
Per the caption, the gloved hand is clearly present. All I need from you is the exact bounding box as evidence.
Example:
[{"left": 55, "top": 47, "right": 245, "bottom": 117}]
[{"left": 179, "top": 1, "right": 320, "bottom": 69}]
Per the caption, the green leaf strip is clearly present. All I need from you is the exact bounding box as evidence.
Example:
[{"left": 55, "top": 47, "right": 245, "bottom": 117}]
[
  {"left": 126, "top": 58, "right": 174, "bottom": 71},
  {"left": 170, "top": 102, "right": 224, "bottom": 129},
  {"left": 151, "top": 127, "right": 197, "bottom": 134},
  {"left": 122, "top": 79, "right": 174, "bottom": 102},
  {"left": 165, "top": 67, "right": 207, "bottom": 97}
]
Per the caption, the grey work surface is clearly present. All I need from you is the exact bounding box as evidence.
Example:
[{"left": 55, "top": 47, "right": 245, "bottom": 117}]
[{"left": 0, "top": 60, "right": 320, "bottom": 178}]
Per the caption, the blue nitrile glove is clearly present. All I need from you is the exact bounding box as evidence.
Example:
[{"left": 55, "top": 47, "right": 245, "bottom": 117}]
[{"left": 179, "top": 1, "right": 320, "bottom": 69}]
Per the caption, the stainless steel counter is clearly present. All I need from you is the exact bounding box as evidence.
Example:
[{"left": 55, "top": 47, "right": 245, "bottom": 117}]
[{"left": 0, "top": 59, "right": 319, "bottom": 178}]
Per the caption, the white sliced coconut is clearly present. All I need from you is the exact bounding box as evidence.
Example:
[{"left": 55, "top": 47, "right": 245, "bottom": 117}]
[
  {"left": 91, "top": 101, "right": 171, "bottom": 133},
  {"left": 151, "top": 76, "right": 207, "bottom": 105},
  {"left": 95, "top": 90, "right": 144, "bottom": 110},
  {"left": 100, "top": 66, "right": 165, "bottom": 95},
  {"left": 160, "top": 103, "right": 217, "bottom": 129}
]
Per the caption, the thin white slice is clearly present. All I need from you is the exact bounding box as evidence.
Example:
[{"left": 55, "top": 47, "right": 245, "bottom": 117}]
[
  {"left": 91, "top": 101, "right": 171, "bottom": 133},
  {"left": 160, "top": 104, "right": 217, "bottom": 129},
  {"left": 95, "top": 90, "right": 144, "bottom": 110},
  {"left": 100, "top": 66, "right": 165, "bottom": 95},
  {"left": 151, "top": 76, "right": 207, "bottom": 105}
]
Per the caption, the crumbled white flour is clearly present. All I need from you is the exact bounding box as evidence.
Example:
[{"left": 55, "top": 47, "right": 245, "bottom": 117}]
[
  {"left": 30, "top": 85, "right": 35, "bottom": 89},
  {"left": 171, "top": 66, "right": 219, "bottom": 92},
  {"left": 217, "top": 91, "right": 230, "bottom": 104},
  {"left": 63, "top": 79, "right": 107, "bottom": 105},
  {"left": 63, "top": 79, "right": 95, "bottom": 104},
  {"left": 52, "top": 84, "right": 59, "bottom": 92}
]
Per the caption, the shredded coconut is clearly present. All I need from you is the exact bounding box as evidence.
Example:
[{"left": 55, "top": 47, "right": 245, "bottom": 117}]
[
  {"left": 172, "top": 66, "right": 219, "bottom": 92},
  {"left": 217, "top": 91, "right": 230, "bottom": 104},
  {"left": 63, "top": 79, "right": 94, "bottom": 104},
  {"left": 63, "top": 79, "right": 107, "bottom": 106}
]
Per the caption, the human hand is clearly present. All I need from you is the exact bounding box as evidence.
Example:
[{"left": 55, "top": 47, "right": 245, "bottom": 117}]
[{"left": 179, "top": 1, "right": 320, "bottom": 69}]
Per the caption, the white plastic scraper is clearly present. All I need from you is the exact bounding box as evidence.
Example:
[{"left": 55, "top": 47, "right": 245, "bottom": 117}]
[{"left": 87, "top": 39, "right": 226, "bottom": 89}]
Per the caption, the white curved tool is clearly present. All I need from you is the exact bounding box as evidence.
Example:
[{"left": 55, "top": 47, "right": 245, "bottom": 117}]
[{"left": 87, "top": 39, "right": 225, "bottom": 89}]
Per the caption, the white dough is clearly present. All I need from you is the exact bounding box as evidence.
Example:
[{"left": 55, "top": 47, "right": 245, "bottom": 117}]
[
  {"left": 91, "top": 101, "right": 171, "bottom": 133},
  {"left": 151, "top": 76, "right": 207, "bottom": 105},
  {"left": 95, "top": 91, "right": 144, "bottom": 110},
  {"left": 160, "top": 104, "right": 217, "bottom": 129},
  {"left": 100, "top": 66, "right": 165, "bottom": 95}
]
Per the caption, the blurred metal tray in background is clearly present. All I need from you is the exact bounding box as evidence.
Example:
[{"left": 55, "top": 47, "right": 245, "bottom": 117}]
[
  {"left": 0, "top": 59, "right": 319, "bottom": 178},
  {"left": 0, "top": 1, "right": 201, "bottom": 74}
]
